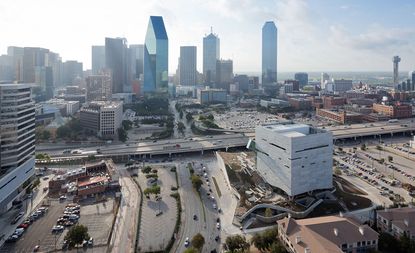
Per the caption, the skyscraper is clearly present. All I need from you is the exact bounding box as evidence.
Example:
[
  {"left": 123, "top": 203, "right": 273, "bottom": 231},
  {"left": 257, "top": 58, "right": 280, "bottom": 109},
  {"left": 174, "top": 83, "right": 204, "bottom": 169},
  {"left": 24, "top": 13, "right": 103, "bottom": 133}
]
[
  {"left": 410, "top": 71, "right": 415, "bottom": 91},
  {"left": 105, "top": 37, "right": 129, "bottom": 93},
  {"left": 63, "top": 60, "right": 83, "bottom": 85},
  {"left": 294, "top": 72, "right": 308, "bottom": 88},
  {"left": 0, "top": 83, "right": 36, "bottom": 214},
  {"left": 143, "top": 16, "right": 168, "bottom": 93},
  {"left": 321, "top": 72, "right": 330, "bottom": 89},
  {"left": 216, "top": 59, "right": 233, "bottom": 90},
  {"left": 91, "top": 46, "right": 105, "bottom": 74},
  {"left": 203, "top": 29, "right": 220, "bottom": 86},
  {"left": 393, "top": 56, "right": 401, "bottom": 89},
  {"left": 129, "top": 44, "right": 144, "bottom": 80},
  {"left": 262, "top": 21, "right": 278, "bottom": 86},
  {"left": 179, "top": 46, "right": 197, "bottom": 86}
]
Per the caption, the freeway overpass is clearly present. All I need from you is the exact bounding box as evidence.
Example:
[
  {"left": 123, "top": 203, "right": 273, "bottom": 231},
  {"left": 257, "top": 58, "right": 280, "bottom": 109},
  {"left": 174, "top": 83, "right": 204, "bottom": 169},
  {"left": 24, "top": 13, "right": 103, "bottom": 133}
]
[
  {"left": 38, "top": 134, "right": 250, "bottom": 163},
  {"left": 37, "top": 119, "right": 415, "bottom": 163}
]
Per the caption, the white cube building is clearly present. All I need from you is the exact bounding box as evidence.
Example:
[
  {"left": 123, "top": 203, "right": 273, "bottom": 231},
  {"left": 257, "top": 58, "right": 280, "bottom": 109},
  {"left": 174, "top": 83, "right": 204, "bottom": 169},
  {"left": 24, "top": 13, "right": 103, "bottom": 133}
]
[{"left": 255, "top": 122, "right": 333, "bottom": 197}]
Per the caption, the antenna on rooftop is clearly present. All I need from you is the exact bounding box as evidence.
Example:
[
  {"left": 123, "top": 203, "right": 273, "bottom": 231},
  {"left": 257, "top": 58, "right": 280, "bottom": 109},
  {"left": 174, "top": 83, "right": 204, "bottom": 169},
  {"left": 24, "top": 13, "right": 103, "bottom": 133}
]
[{"left": 211, "top": 26, "right": 213, "bottom": 34}]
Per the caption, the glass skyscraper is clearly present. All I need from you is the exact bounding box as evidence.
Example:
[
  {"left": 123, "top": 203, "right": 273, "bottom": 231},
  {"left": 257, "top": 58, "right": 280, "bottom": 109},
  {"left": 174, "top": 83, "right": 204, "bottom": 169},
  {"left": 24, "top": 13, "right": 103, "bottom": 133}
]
[
  {"left": 262, "top": 21, "right": 278, "bottom": 86},
  {"left": 179, "top": 46, "right": 197, "bottom": 86},
  {"left": 203, "top": 30, "right": 220, "bottom": 86},
  {"left": 105, "top": 37, "right": 129, "bottom": 93},
  {"left": 144, "top": 16, "right": 168, "bottom": 93}
]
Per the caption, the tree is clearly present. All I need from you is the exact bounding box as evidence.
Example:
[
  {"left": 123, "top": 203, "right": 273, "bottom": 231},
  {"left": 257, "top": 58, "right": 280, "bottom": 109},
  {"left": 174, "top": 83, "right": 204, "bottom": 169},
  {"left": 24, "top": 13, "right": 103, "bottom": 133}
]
[
  {"left": 376, "top": 145, "right": 383, "bottom": 151},
  {"left": 186, "top": 113, "right": 193, "bottom": 122},
  {"left": 191, "top": 175, "right": 203, "bottom": 191},
  {"left": 207, "top": 114, "right": 214, "bottom": 121},
  {"left": 388, "top": 155, "right": 393, "bottom": 163},
  {"left": 179, "top": 110, "right": 184, "bottom": 119},
  {"left": 142, "top": 166, "right": 152, "bottom": 174},
  {"left": 183, "top": 248, "right": 198, "bottom": 253},
  {"left": 379, "top": 158, "right": 385, "bottom": 164},
  {"left": 64, "top": 224, "right": 90, "bottom": 249},
  {"left": 269, "top": 242, "right": 286, "bottom": 253},
  {"left": 338, "top": 147, "right": 343, "bottom": 152},
  {"left": 264, "top": 208, "right": 273, "bottom": 217},
  {"left": 361, "top": 144, "right": 367, "bottom": 151},
  {"left": 191, "top": 233, "right": 205, "bottom": 251},
  {"left": 225, "top": 235, "right": 250, "bottom": 253},
  {"left": 178, "top": 122, "right": 186, "bottom": 134},
  {"left": 122, "top": 120, "right": 133, "bottom": 130},
  {"left": 334, "top": 168, "right": 342, "bottom": 175},
  {"left": 251, "top": 233, "right": 266, "bottom": 252},
  {"left": 41, "top": 130, "right": 51, "bottom": 140},
  {"left": 118, "top": 128, "right": 128, "bottom": 142},
  {"left": 378, "top": 232, "right": 400, "bottom": 252}
]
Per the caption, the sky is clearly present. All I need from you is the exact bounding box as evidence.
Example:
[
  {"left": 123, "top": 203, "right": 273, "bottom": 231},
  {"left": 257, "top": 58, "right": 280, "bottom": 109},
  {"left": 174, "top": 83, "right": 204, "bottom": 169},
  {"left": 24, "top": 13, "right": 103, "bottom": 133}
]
[{"left": 1, "top": 0, "right": 415, "bottom": 73}]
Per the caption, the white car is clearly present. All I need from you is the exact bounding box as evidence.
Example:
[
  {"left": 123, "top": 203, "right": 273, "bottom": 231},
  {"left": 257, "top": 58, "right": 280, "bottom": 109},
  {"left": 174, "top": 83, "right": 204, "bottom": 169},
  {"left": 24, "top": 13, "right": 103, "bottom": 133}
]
[
  {"left": 184, "top": 237, "right": 190, "bottom": 247},
  {"left": 216, "top": 222, "right": 220, "bottom": 229}
]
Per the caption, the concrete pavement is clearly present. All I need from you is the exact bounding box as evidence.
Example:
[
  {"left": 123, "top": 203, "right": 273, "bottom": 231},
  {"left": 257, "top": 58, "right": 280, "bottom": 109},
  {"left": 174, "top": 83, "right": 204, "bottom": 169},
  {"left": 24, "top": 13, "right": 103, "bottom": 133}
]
[{"left": 109, "top": 169, "right": 139, "bottom": 253}]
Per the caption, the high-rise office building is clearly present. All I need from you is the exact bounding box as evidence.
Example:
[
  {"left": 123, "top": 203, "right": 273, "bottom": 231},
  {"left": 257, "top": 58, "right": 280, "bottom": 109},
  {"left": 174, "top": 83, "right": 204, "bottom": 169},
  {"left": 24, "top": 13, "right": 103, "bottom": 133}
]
[
  {"left": 294, "top": 72, "right": 308, "bottom": 88},
  {"left": 203, "top": 29, "right": 220, "bottom": 86},
  {"left": 22, "top": 47, "right": 49, "bottom": 83},
  {"left": 129, "top": 44, "right": 144, "bottom": 81},
  {"left": 321, "top": 72, "right": 330, "bottom": 89},
  {"left": 179, "top": 46, "right": 197, "bottom": 86},
  {"left": 234, "top": 74, "right": 249, "bottom": 93},
  {"left": 0, "top": 55, "right": 13, "bottom": 82},
  {"left": 262, "top": 21, "right": 278, "bottom": 86},
  {"left": 255, "top": 122, "right": 333, "bottom": 196},
  {"left": 143, "top": 16, "right": 169, "bottom": 93},
  {"left": 105, "top": 37, "right": 129, "bottom": 94},
  {"left": 409, "top": 71, "right": 415, "bottom": 91},
  {"left": 216, "top": 59, "right": 233, "bottom": 90},
  {"left": 63, "top": 60, "right": 83, "bottom": 86},
  {"left": 393, "top": 56, "right": 401, "bottom": 89},
  {"left": 0, "top": 83, "right": 36, "bottom": 214},
  {"left": 86, "top": 70, "right": 112, "bottom": 101},
  {"left": 7, "top": 46, "right": 24, "bottom": 82},
  {"left": 35, "top": 66, "right": 54, "bottom": 100},
  {"left": 91, "top": 46, "right": 105, "bottom": 74}
]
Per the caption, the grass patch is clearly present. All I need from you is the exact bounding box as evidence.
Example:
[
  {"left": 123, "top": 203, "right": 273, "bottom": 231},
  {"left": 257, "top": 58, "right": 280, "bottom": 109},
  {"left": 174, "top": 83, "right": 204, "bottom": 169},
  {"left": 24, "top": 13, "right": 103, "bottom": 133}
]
[{"left": 212, "top": 176, "right": 222, "bottom": 198}]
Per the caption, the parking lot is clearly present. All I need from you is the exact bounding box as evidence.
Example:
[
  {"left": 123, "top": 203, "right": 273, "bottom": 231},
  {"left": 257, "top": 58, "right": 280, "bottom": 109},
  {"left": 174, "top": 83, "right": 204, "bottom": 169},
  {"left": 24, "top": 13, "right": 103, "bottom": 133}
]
[
  {"left": 137, "top": 167, "right": 178, "bottom": 252},
  {"left": 0, "top": 199, "right": 66, "bottom": 253},
  {"left": 213, "top": 110, "right": 279, "bottom": 130},
  {"left": 0, "top": 196, "right": 115, "bottom": 253},
  {"left": 334, "top": 143, "right": 415, "bottom": 205}
]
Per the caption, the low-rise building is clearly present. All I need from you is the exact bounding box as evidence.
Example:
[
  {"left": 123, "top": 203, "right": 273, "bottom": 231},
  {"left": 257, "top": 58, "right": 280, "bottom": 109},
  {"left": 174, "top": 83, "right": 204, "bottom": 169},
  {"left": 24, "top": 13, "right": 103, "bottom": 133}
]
[
  {"left": 372, "top": 103, "right": 412, "bottom": 118},
  {"left": 197, "top": 87, "right": 227, "bottom": 104},
  {"left": 316, "top": 108, "right": 363, "bottom": 124},
  {"left": 377, "top": 207, "right": 415, "bottom": 239},
  {"left": 323, "top": 96, "right": 347, "bottom": 109},
  {"left": 278, "top": 215, "right": 379, "bottom": 253},
  {"left": 287, "top": 97, "right": 312, "bottom": 110}
]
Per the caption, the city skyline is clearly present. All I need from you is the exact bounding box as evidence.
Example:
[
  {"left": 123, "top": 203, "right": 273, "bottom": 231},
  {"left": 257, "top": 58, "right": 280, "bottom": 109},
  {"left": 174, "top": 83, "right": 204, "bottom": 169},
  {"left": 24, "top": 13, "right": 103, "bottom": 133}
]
[{"left": 1, "top": 1, "right": 415, "bottom": 73}]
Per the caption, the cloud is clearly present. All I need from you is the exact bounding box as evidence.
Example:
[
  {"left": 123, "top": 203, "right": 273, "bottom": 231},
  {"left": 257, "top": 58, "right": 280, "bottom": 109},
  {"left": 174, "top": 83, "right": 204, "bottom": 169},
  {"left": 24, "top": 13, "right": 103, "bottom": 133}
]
[{"left": 329, "top": 24, "right": 415, "bottom": 51}]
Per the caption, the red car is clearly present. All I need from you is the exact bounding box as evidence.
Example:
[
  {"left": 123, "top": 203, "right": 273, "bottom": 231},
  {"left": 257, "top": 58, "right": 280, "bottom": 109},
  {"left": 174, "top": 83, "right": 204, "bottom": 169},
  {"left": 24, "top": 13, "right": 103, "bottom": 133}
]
[{"left": 17, "top": 223, "right": 29, "bottom": 229}]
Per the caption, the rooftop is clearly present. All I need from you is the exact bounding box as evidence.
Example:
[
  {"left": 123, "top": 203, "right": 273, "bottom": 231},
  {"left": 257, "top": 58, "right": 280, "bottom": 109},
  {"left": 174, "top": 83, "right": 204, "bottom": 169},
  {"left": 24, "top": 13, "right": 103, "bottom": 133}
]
[
  {"left": 278, "top": 215, "right": 378, "bottom": 253},
  {"left": 260, "top": 122, "right": 324, "bottom": 137}
]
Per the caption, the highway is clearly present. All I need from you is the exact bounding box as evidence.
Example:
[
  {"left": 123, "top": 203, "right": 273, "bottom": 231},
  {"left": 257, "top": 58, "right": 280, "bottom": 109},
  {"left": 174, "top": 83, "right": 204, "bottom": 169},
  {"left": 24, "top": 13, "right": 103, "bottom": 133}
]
[
  {"left": 174, "top": 160, "right": 220, "bottom": 253},
  {"left": 38, "top": 134, "right": 250, "bottom": 160},
  {"left": 326, "top": 119, "right": 415, "bottom": 140}
]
